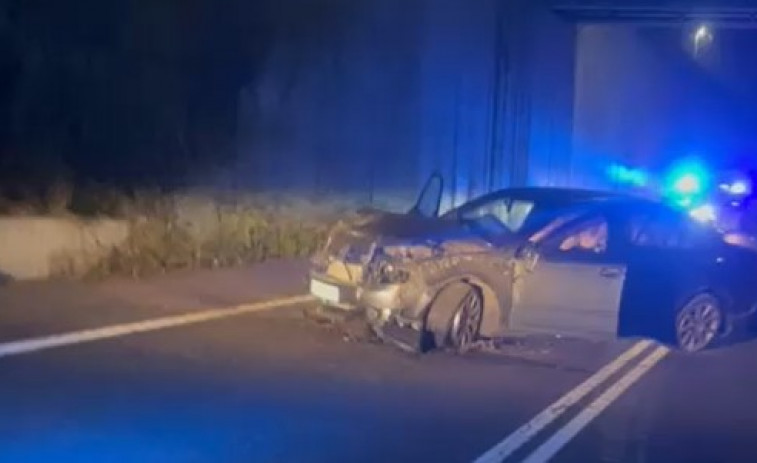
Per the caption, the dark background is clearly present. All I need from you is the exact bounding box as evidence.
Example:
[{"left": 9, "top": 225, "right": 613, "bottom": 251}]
[
  {"left": 2, "top": 0, "right": 757, "bottom": 210},
  {"left": 0, "top": 0, "right": 356, "bottom": 197}
]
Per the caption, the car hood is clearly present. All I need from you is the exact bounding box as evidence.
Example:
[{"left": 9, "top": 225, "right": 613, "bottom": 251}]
[
  {"left": 320, "top": 208, "right": 499, "bottom": 263},
  {"left": 346, "top": 208, "right": 470, "bottom": 240}
]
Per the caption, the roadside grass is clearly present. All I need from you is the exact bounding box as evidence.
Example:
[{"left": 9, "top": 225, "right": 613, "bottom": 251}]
[
  {"left": 1, "top": 184, "right": 340, "bottom": 279},
  {"left": 86, "top": 201, "right": 331, "bottom": 279},
  {"left": 1, "top": 180, "right": 421, "bottom": 280}
]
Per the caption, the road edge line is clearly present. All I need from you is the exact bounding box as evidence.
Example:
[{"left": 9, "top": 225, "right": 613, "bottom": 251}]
[
  {"left": 473, "top": 339, "right": 653, "bottom": 463},
  {"left": 0, "top": 294, "right": 315, "bottom": 359},
  {"left": 522, "top": 345, "right": 670, "bottom": 463}
]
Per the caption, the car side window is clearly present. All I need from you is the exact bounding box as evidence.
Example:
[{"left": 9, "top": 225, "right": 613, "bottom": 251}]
[
  {"left": 539, "top": 215, "right": 610, "bottom": 258},
  {"left": 558, "top": 219, "right": 608, "bottom": 254},
  {"left": 629, "top": 214, "right": 678, "bottom": 248},
  {"left": 629, "top": 210, "right": 707, "bottom": 250}
]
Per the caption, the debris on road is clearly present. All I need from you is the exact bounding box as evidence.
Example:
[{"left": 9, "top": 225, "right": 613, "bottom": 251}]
[
  {"left": 302, "top": 305, "right": 381, "bottom": 345},
  {"left": 300, "top": 303, "right": 607, "bottom": 373}
]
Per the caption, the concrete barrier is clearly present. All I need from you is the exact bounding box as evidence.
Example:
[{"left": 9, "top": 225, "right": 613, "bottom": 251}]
[{"left": 0, "top": 217, "right": 129, "bottom": 281}]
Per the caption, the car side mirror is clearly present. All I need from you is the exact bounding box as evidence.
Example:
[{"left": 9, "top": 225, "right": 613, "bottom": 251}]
[
  {"left": 515, "top": 241, "right": 540, "bottom": 271},
  {"left": 410, "top": 172, "right": 443, "bottom": 218}
]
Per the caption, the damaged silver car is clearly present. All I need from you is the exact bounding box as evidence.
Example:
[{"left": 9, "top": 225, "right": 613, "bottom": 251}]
[{"left": 309, "top": 175, "right": 757, "bottom": 353}]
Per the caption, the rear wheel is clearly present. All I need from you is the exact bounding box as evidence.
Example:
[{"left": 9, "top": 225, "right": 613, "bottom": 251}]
[
  {"left": 426, "top": 282, "right": 483, "bottom": 353},
  {"left": 675, "top": 293, "right": 722, "bottom": 353}
]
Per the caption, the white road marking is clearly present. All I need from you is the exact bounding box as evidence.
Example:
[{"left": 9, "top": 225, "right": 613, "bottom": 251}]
[
  {"left": 522, "top": 345, "right": 670, "bottom": 463},
  {"left": 473, "top": 339, "right": 654, "bottom": 463},
  {"left": 0, "top": 294, "right": 315, "bottom": 359}
]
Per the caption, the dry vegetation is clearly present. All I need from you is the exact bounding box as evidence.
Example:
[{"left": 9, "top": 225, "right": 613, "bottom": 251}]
[
  {"left": 87, "top": 194, "right": 333, "bottom": 279},
  {"left": 1, "top": 184, "right": 359, "bottom": 279}
]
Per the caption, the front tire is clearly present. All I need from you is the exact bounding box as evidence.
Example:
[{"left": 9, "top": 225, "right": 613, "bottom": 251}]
[
  {"left": 675, "top": 293, "right": 723, "bottom": 353},
  {"left": 426, "top": 282, "right": 483, "bottom": 353}
]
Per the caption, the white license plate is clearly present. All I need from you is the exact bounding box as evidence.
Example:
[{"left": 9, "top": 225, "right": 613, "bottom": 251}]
[{"left": 310, "top": 279, "right": 340, "bottom": 303}]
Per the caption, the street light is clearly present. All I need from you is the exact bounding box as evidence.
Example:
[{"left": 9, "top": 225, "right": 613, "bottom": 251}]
[{"left": 692, "top": 24, "right": 713, "bottom": 56}]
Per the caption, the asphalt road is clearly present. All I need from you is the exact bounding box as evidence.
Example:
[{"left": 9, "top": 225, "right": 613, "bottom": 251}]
[{"left": 1, "top": 265, "right": 757, "bottom": 463}]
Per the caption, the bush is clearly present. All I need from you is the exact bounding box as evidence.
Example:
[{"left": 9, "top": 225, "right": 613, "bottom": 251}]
[
  {"left": 82, "top": 192, "right": 331, "bottom": 279},
  {"left": 3, "top": 183, "right": 368, "bottom": 280}
]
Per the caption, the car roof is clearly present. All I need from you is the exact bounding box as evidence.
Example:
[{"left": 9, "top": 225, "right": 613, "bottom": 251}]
[
  {"left": 538, "top": 194, "right": 682, "bottom": 217},
  {"left": 441, "top": 186, "right": 644, "bottom": 219},
  {"left": 586, "top": 195, "right": 675, "bottom": 212},
  {"left": 483, "top": 186, "right": 621, "bottom": 200},
  {"left": 447, "top": 186, "right": 631, "bottom": 212}
]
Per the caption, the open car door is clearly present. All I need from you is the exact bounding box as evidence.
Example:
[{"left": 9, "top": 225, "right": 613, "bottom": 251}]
[
  {"left": 509, "top": 212, "right": 627, "bottom": 339},
  {"left": 409, "top": 172, "right": 443, "bottom": 218}
]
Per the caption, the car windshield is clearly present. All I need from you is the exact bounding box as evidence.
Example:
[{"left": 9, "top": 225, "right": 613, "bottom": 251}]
[
  {"left": 453, "top": 198, "right": 536, "bottom": 233},
  {"left": 442, "top": 193, "right": 599, "bottom": 237}
]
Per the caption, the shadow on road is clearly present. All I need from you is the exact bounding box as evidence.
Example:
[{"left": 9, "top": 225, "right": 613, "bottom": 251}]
[
  {"left": 619, "top": 312, "right": 757, "bottom": 352},
  {"left": 615, "top": 304, "right": 757, "bottom": 353},
  {"left": 711, "top": 319, "right": 757, "bottom": 351},
  {"left": 0, "top": 270, "right": 12, "bottom": 286}
]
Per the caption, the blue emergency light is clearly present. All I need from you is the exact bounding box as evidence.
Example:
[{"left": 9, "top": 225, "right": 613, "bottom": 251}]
[
  {"left": 606, "top": 164, "right": 647, "bottom": 187},
  {"left": 663, "top": 159, "right": 711, "bottom": 207}
]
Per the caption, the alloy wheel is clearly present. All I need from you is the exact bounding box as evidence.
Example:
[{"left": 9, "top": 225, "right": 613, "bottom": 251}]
[
  {"left": 450, "top": 288, "right": 483, "bottom": 352},
  {"left": 676, "top": 297, "right": 721, "bottom": 353}
]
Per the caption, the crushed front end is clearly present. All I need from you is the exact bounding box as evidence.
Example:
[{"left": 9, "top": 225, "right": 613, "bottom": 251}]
[
  {"left": 309, "top": 222, "right": 374, "bottom": 312},
  {"left": 358, "top": 248, "right": 437, "bottom": 351},
  {"left": 308, "top": 212, "right": 439, "bottom": 350},
  {"left": 308, "top": 208, "right": 501, "bottom": 351}
]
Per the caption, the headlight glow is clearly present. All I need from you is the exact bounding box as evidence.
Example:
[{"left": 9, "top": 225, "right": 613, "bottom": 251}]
[
  {"left": 719, "top": 180, "right": 750, "bottom": 195},
  {"left": 689, "top": 203, "right": 717, "bottom": 223}
]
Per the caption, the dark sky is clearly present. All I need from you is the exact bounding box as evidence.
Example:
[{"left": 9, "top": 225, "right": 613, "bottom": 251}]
[
  {"left": 3, "top": 0, "right": 757, "bottom": 199},
  {"left": 0, "top": 0, "right": 278, "bottom": 193}
]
